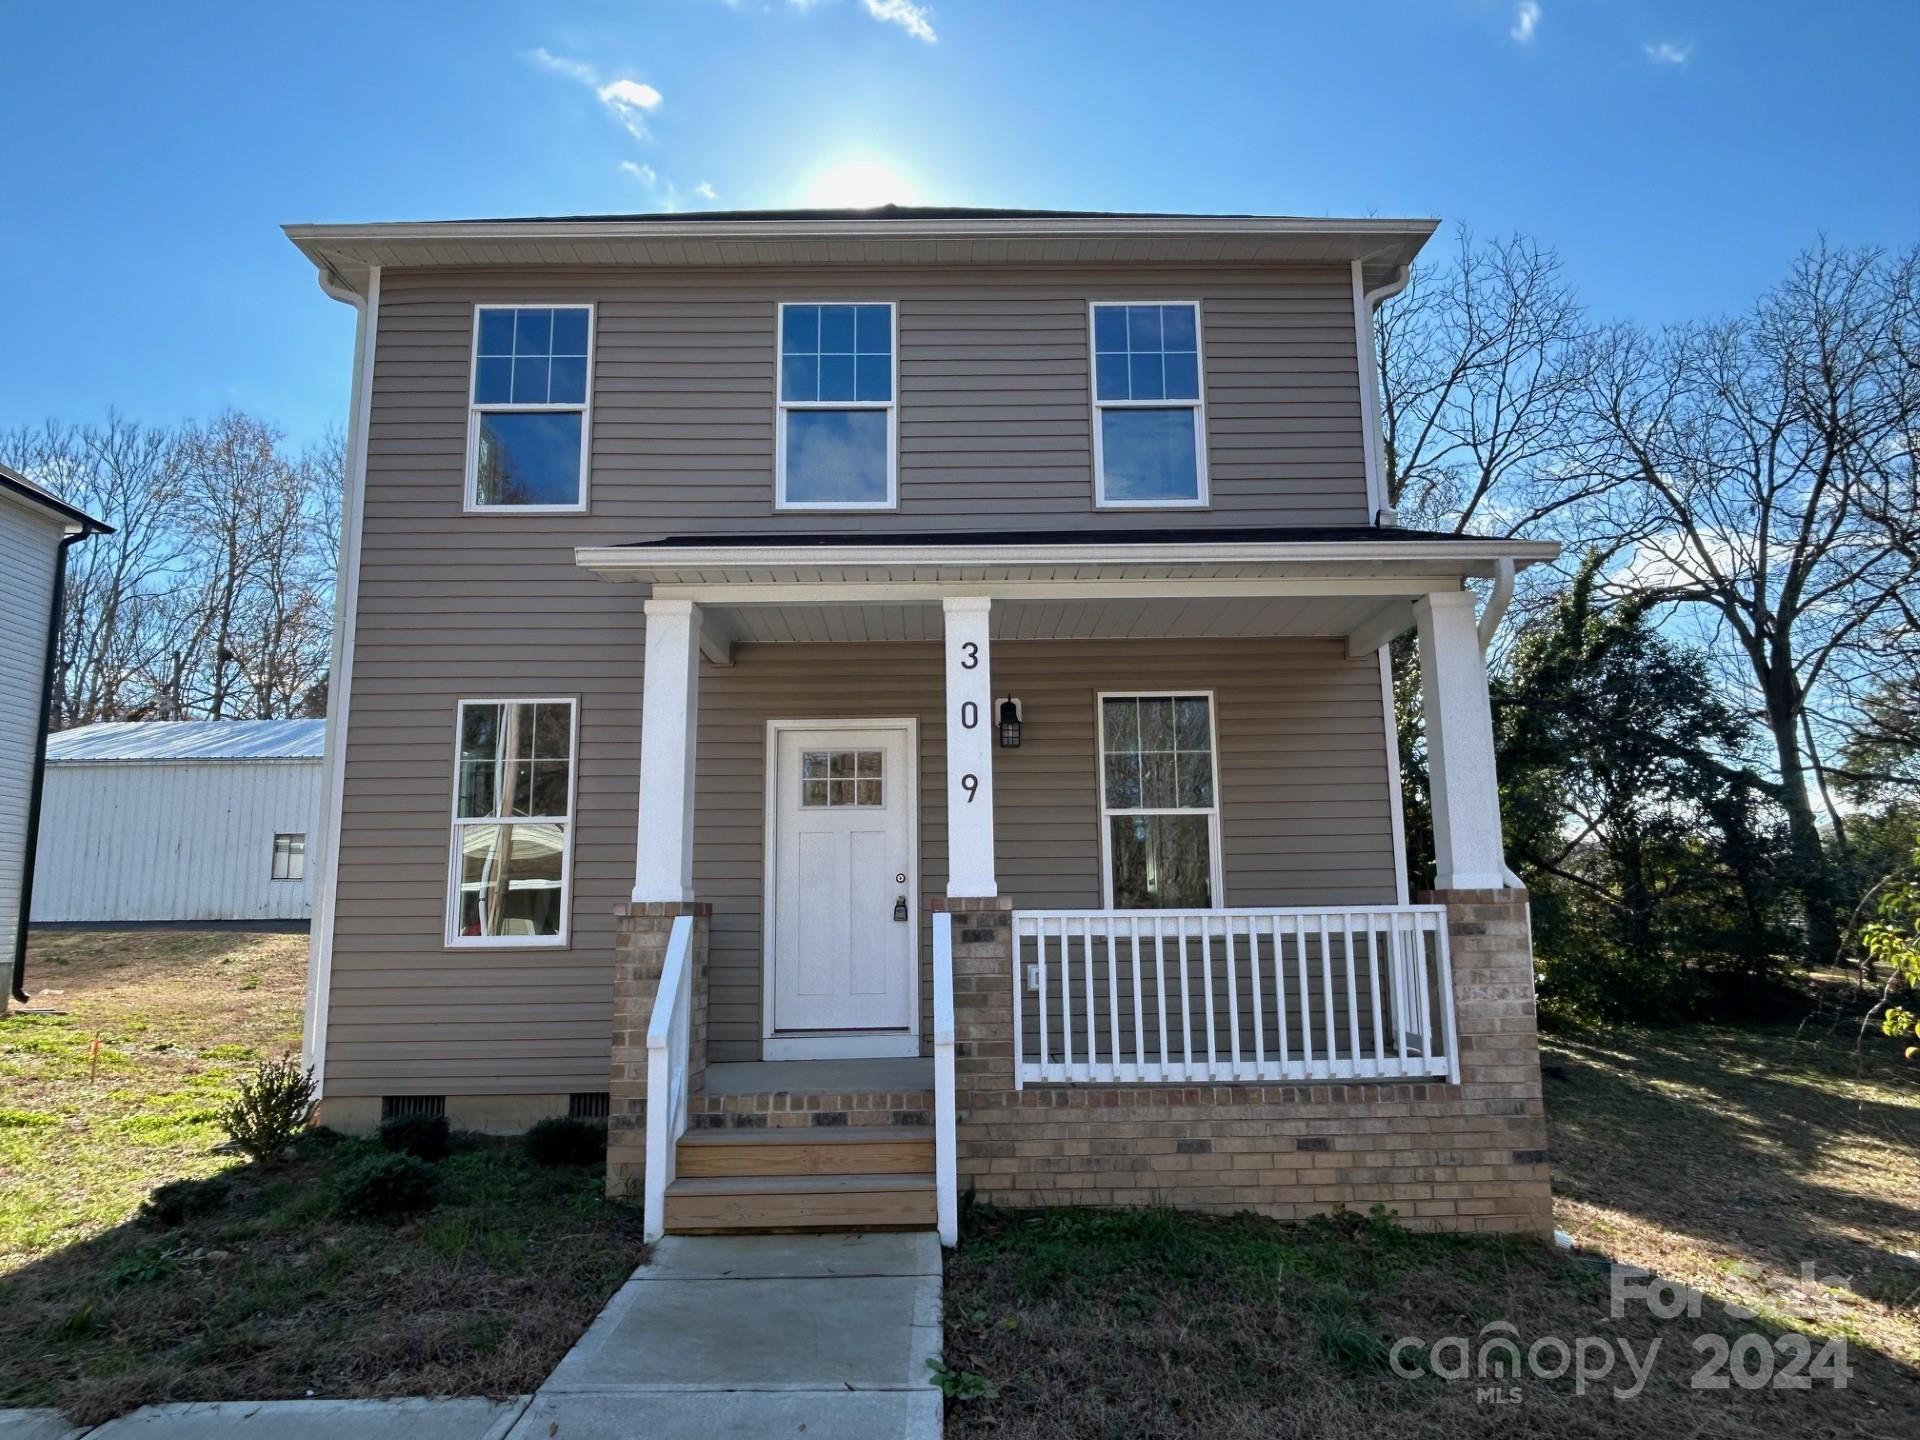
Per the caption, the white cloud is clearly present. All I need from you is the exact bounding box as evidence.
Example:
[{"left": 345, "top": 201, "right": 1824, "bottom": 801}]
[
  {"left": 863, "top": 0, "right": 937, "bottom": 43},
  {"left": 696, "top": 181, "right": 719, "bottom": 200},
  {"left": 620, "top": 161, "right": 658, "bottom": 185},
  {"left": 1510, "top": 1, "right": 1540, "bottom": 43},
  {"left": 524, "top": 49, "right": 664, "bottom": 140},
  {"left": 527, "top": 47, "right": 597, "bottom": 84},
  {"left": 1642, "top": 40, "right": 1693, "bottom": 65}
]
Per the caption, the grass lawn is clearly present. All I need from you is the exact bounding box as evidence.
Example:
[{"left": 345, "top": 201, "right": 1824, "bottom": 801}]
[
  {"left": 943, "top": 1013, "right": 1920, "bottom": 1439},
  {"left": 0, "top": 930, "right": 646, "bottom": 1426}
]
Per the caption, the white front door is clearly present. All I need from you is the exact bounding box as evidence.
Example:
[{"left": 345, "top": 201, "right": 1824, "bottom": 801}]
[{"left": 767, "top": 722, "right": 917, "bottom": 1056}]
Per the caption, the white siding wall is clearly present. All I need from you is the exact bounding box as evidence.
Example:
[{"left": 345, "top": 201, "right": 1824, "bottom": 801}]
[
  {"left": 0, "top": 496, "right": 63, "bottom": 965},
  {"left": 32, "top": 760, "right": 323, "bottom": 922}
]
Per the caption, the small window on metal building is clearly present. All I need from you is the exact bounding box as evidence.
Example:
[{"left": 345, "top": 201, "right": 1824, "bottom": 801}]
[{"left": 271, "top": 833, "right": 307, "bottom": 881}]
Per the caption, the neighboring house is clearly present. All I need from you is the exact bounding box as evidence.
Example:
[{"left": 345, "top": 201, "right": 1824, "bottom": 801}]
[
  {"left": 31, "top": 720, "right": 324, "bottom": 925},
  {"left": 0, "top": 463, "right": 110, "bottom": 1015},
  {"left": 287, "top": 207, "right": 1559, "bottom": 1243}
]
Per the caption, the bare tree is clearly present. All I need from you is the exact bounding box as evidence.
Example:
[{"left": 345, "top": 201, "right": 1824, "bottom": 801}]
[
  {"left": 1579, "top": 241, "right": 1920, "bottom": 964},
  {"left": 1375, "top": 230, "right": 1596, "bottom": 538}
]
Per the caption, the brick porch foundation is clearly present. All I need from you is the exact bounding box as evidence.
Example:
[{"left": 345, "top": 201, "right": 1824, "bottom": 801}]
[
  {"left": 606, "top": 900, "right": 710, "bottom": 1198},
  {"left": 937, "top": 891, "right": 1553, "bottom": 1236}
]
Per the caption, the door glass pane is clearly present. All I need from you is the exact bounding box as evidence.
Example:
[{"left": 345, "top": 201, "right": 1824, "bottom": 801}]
[
  {"left": 801, "top": 749, "right": 883, "bottom": 807},
  {"left": 456, "top": 823, "right": 566, "bottom": 937}
]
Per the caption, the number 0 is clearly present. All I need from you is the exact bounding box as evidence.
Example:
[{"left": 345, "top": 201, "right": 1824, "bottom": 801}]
[{"left": 961, "top": 701, "right": 978, "bottom": 729}]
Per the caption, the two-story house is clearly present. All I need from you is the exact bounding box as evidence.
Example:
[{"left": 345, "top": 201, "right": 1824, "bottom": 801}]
[{"left": 286, "top": 207, "right": 1557, "bottom": 1244}]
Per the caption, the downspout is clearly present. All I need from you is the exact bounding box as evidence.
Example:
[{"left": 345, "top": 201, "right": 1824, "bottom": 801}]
[
  {"left": 1357, "top": 263, "right": 1412, "bottom": 527},
  {"left": 1474, "top": 556, "right": 1527, "bottom": 892},
  {"left": 13, "top": 524, "right": 106, "bottom": 1002}
]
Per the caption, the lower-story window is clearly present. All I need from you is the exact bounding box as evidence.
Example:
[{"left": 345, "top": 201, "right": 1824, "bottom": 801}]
[
  {"left": 447, "top": 698, "right": 577, "bottom": 946},
  {"left": 1097, "top": 692, "right": 1221, "bottom": 909}
]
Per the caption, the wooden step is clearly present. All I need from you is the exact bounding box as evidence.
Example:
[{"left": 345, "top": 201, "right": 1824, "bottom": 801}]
[
  {"left": 676, "top": 1126, "right": 933, "bottom": 1179},
  {"left": 664, "top": 1173, "right": 936, "bottom": 1234}
]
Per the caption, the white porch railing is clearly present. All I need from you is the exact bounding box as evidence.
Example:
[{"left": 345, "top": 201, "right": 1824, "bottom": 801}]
[
  {"left": 931, "top": 912, "right": 959, "bottom": 1247},
  {"left": 642, "top": 914, "right": 695, "bottom": 1242},
  {"left": 1011, "top": 906, "right": 1457, "bottom": 1088}
]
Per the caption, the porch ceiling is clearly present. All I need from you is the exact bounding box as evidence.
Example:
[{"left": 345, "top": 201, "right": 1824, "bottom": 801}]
[{"left": 707, "top": 593, "right": 1396, "bottom": 646}]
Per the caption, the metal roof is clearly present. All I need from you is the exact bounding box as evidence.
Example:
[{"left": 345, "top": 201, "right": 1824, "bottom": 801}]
[{"left": 47, "top": 719, "right": 327, "bottom": 763}]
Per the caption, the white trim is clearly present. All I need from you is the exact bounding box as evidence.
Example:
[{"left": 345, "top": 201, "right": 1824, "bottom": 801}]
[
  {"left": 462, "top": 302, "right": 595, "bottom": 515},
  {"left": 760, "top": 716, "right": 921, "bottom": 1060},
  {"left": 576, "top": 537, "right": 1560, "bottom": 577},
  {"left": 773, "top": 300, "right": 899, "bottom": 511},
  {"left": 1378, "top": 648, "right": 1411, "bottom": 905},
  {"left": 302, "top": 263, "right": 379, "bottom": 1098},
  {"left": 634, "top": 598, "right": 702, "bottom": 903},
  {"left": 1093, "top": 691, "right": 1225, "bottom": 910},
  {"left": 658, "top": 579, "right": 1465, "bottom": 607},
  {"left": 1088, "top": 300, "right": 1210, "bottom": 509},
  {"left": 1415, "top": 592, "right": 1508, "bottom": 891},
  {"left": 442, "top": 696, "right": 580, "bottom": 948}
]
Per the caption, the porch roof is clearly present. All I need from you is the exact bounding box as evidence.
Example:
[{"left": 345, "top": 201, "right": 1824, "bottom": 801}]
[
  {"left": 574, "top": 528, "right": 1559, "bottom": 654},
  {"left": 574, "top": 527, "right": 1558, "bottom": 588}
]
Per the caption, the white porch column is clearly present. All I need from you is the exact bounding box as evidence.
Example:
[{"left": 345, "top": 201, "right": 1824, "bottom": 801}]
[
  {"left": 942, "top": 596, "right": 997, "bottom": 897},
  {"left": 1415, "top": 589, "right": 1508, "bottom": 891},
  {"left": 633, "top": 597, "right": 701, "bottom": 903}
]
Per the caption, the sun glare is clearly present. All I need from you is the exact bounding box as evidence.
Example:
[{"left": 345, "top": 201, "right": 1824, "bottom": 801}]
[{"left": 802, "top": 159, "right": 924, "bottom": 209}]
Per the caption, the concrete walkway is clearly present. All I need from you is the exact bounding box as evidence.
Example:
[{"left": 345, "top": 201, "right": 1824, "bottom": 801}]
[
  {"left": 508, "top": 1232, "right": 943, "bottom": 1439},
  {"left": 0, "top": 1233, "right": 941, "bottom": 1440}
]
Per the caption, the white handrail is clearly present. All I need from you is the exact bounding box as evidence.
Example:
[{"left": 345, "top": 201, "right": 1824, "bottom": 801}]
[
  {"left": 1012, "top": 906, "right": 1454, "bottom": 1088},
  {"left": 931, "top": 911, "right": 958, "bottom": 1247},
  {"left": 643, "top": 914, "right": 695, "bottom": 1242}
]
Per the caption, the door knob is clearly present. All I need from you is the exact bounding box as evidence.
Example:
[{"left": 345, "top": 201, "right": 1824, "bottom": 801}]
[{"left": 893, "top": 895, "right": 909, "bottom": 922}]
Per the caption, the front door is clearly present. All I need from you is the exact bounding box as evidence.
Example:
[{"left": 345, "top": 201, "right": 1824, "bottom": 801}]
[{"left": 767, "top": 722, "right": 917, "bottom": 1056}]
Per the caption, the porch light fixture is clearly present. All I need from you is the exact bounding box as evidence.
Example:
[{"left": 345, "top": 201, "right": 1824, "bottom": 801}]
[{"left": 997, "top": 698, "right": 1023, "bottom": 749}]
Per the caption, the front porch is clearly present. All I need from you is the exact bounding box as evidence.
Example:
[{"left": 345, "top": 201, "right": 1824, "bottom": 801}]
[{"left": 585, "top": 531, "right": 1556, "bottom": 1242}]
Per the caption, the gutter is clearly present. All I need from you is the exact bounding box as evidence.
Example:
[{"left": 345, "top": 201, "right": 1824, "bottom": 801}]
[
  {"left": 14, "top": 522, "right": 110, "bottom": 1002},
  {"left": 1358, "top": 264, "right": 1412, "bottom": 527}
]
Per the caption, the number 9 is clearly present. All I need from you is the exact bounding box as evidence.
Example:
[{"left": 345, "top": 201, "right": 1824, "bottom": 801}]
[{"left": 960, "top": 773, "right": 978, "bottom": 802}]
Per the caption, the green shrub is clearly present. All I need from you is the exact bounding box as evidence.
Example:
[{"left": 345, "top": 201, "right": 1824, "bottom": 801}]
[
  {"left": 523, "top": 1116, "right": 606, "bottom": 1168},
  {"left": 378, "top": 1113, "right": 451, "bottom": 1162},
  {"left": 140, "top": 1174, "right": 234, "bottom": 1229},
  {"left": 221, "top": 1055, "right": 316, "bottom": 1163},
  {"left": 332, "top": 1152, "right": 440, "bottom": 1219}
]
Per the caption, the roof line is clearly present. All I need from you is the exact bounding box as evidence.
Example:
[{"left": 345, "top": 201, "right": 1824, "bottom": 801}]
[{"left": 0, "top": 463, "right": 112, "bottom": 534}]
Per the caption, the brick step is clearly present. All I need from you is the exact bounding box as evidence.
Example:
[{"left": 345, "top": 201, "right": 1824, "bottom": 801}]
[
  {"left": 676, "top": 1126, "right": 933, "bottom": 1179},
  {"left": 663, "top": 1173, "right": 936, "bottom": 1234}
]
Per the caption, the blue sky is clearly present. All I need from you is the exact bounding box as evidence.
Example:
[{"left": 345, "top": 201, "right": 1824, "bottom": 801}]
[{"left": 3, "top": 0, "right": 1915, "bottom": 447}]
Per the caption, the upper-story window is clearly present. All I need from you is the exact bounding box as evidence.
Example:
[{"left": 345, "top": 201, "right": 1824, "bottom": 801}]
[
  {"left": 1089, "top": 301, "right": 1209, "bottom": 508},
  {"left": 467, "top": 305, "right": 593, "bottom": 512},
  {"left": 776, "top": 302, "right": 896, "bottom": 509}
]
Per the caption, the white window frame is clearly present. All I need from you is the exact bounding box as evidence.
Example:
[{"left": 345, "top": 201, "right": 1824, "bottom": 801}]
[
  {"left": 270, "top": 832, "right": 306, "bottom": 882},
  {"left": 1087, "top": 299, "right": 1210, "bottom": 510},
  {"left": 1094, "top": 690, "right": 1225, "bottom": 910},
  {"left": 773, "top": 300, "right": 899, "bottom": 512},
  {"left": 444, "top": 696, "right": 580, "bottom": 949},
  {"left": 464, "top": 303, "right": 595, "bottom": 515}
]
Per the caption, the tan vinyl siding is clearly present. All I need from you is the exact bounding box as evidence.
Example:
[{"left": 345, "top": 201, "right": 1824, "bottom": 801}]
[
  {"left": 366, "top": 263, "right": 1369, "bottom": 534},
  {"left": 324, "top": 261, "right": 1392, "bottom": 1096}
]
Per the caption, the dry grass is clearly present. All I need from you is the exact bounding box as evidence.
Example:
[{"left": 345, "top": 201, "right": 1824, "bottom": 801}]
[
  {"left": 0, "top": 929, "right": 647, "bottom": 1425},
  {"left": 1544, "top": 1003, "right": 1920, "bottom": 1373},
  {"left": 944, "top": 1009, "right": 1920, "bottom": 1439},
  {"left": 2, "top": 929, "right": 308, "bottom": 1264}
]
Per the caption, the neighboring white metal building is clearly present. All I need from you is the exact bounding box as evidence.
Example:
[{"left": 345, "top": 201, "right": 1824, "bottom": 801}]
[
  {"left": 2, "top": 462, "right": 110, "bottom": 1007},
  {"left": 33, "top": 720, "right": 326, "bottom": 924}
]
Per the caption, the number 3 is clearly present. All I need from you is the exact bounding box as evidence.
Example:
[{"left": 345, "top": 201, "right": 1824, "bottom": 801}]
[{"left": 960, "top": 641, "right": 979, "bottom": 670}]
